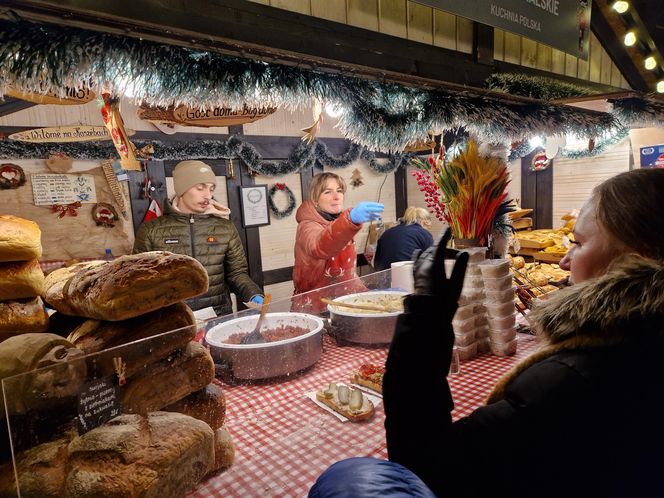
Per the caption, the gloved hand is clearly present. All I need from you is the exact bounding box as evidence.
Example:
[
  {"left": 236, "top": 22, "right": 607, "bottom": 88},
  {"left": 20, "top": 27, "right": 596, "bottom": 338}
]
[
  {"left": 249, "top": 295, "right": 264, "bottom": 305},
  {"left": 350, "top": 202, "right": 384, "bottom": 224},
  {"left": 411, "top": 228, "right": 468, "bottom": 304}
]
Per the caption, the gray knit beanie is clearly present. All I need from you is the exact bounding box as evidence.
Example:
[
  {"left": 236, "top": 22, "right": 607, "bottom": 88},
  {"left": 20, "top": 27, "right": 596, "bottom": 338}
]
[{"left": 172, "top": 160, "right": 216, "bottom": 196}]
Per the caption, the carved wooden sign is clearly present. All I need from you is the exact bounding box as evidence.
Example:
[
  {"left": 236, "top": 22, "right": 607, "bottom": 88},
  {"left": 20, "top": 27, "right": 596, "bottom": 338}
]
[
  {"left": 6, "top": 86, "right": 95, "bottom": 105},
  {"left": 137, "top": 103, "right": 277, "bottom": 128},
  {"left": 9, "top": 126, "right": 135, "bottom": 143}
]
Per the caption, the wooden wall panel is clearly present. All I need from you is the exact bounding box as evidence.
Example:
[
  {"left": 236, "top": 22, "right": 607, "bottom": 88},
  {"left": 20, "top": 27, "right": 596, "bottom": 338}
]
[
  {"left": 535, "top": 43, "right": 552, "bottom": 71},
  {"left": 270, "top": 0, "right": 311, "bottom": 14},
  {"left": 577, "top": 52, "right": 590, "bottom": 80},
  {"left": 244, "top": 107, "right": 345, "bottom": 139},
  {"left": 379, "top": 0, "right": 407, "bottom": 38},
  {"left": 507, "top": 160, "right": 521, "bottom": 207},
  {"left": 407, "top": 1, "right": 433, "bottom": 45},
  {"left": 589, "top": 33, "right": 602, "bottom": 83},
  {"left": 433, "top": 10, "right": 457, "bottom": 50},
  {"left": 521, "top": 38, "right": 537, "bottom": 68},
  {"left": 347, "top": 0, "right": 379, "bottom": 31},
  {"left": 248, "top": 0, "right": 270, "bottom": 5},
  {"left": 456, "top": 16, "right": 474, "bottom": 54},
  {"left": 265, "top": 280, "right": 295, "bottom": 304},
  {"left": 493, "top": 28, "right": 505, "bottom": 61},
  {"left": 552, "top": 139, "right": 630, "bottom": 228},
  {"left": 565, "top": 54, "right": 578, "bottom": 78},
  {"left": 610, "top": 62, "right": 623, "bottom": 88},
  {"left": 600, "top": 48, "right": 613, "bottom": 85},
  {"left": 551, "top": 48, "right": 566, "bottom": 75},
  {"left": 311, "top": 0, "right": 346, "bottom": 23},
  {"left": 503, "top": 32, "right": 521, "bottom": 65}
]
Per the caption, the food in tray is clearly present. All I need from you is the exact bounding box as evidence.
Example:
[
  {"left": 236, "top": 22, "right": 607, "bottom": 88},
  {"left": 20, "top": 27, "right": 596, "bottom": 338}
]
[
  {"left": 350, "top": 363, "right": 384, "bottom": 394},
  {"left": 223, "top": 324, "right": 310, "bottom": 344},
  {"left": 332, "top": 294, "right": 405, "bottom": 314},
  {"left": 316, "top": 382, "right": 375, "bottom": 422}
]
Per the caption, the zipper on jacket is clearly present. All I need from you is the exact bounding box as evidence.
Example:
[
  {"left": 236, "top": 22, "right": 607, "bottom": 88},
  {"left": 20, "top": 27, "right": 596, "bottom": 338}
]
[{"left": 189, "top": 214, "right": 196, "bottom": 259}]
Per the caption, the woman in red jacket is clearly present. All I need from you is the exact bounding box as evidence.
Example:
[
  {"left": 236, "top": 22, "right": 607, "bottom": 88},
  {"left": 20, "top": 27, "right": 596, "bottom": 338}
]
[{"left": 292, "top": 172, "right": 383, "bottom": 313}]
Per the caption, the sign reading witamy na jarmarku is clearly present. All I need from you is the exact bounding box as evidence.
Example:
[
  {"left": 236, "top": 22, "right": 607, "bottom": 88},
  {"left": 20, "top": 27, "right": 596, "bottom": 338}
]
[{"left": 9, "top": 126, "right": 135, "bottom": 143}]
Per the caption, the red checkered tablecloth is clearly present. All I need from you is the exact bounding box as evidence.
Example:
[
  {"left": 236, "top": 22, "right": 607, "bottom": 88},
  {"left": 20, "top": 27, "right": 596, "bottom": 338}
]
[{"left": 190, "top": 333, "right": 537, "bottom": 498}]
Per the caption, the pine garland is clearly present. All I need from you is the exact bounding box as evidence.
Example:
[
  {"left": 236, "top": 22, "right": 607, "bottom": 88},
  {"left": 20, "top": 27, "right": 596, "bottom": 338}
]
[
  {"left": 0, "top": 19, "right": 621, "bottom": 152},
  {"left": 609, "top": 97, "right": 664, "bottom": 128},
  {"left": 486, "top": 73, "right": 601, "bottom": 101},
  {"left": 0, "top": 135, "right": 410, "bottom": 175}
]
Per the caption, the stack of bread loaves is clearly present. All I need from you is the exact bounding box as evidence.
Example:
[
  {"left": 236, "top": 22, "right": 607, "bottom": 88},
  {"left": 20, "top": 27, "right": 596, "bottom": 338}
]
[
  {"left": 0, "top": 215, "right": 48, "bottom": 344},
  {"left": 0, "top": 251, "right": 235, "bottom": 497},
  {"left": 450, "top": 247, "right": 488, "bottom": 362},
  {"left": 479, "top": 258, "right": 517, "bottom": 356}
]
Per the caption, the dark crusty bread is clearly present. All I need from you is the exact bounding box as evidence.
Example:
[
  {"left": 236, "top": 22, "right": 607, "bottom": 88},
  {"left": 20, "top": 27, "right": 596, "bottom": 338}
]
[
  {"left": 0, "top": 215, "right": 42, "bottom": 262},
  {"left": 42, "top": 251, "right": 208, "bottom": 321},
  {"left": 121, "top": 341, "right": 215, "bottom": 414},
  {"left": 0, "top": 412, "right": 215, "bottom": 498},
  {"left": 0, "top": 297, "right": 49, "bottom": 338},
  {"left": 0, "top": 259, "right": 45, "bottom": 300},
  {"left": 163, "top": 382, "right": 226, "bottom": 430}
]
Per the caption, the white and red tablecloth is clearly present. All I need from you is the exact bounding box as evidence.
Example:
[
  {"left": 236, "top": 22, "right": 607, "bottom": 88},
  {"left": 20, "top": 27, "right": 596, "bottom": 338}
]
[{"left": 190, "top": 333, "right": 537, "bottom": 497}]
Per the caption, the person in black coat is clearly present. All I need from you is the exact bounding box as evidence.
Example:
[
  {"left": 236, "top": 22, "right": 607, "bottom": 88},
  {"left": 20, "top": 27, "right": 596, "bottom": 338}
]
[
  {"left": 309, "top": 168, "right": 664, "bottom": 498},
  {"left": 373, "top": 207, "right": 434, "bottom": 271}
]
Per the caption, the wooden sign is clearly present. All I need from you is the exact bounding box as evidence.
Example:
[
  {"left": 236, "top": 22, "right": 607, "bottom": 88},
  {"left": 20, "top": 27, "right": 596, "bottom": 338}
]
[
  {"left": 6, "top": 86, "right": 95, "bottom": 105},
  {"left": 404, "top": 137, "right": 436, "bottom": 152},
  {"left": 137, "top": 103, "right": 277, "bottom": 128},
  {"left": 8, "top": 126, "right": 135, "bottom": 143}
]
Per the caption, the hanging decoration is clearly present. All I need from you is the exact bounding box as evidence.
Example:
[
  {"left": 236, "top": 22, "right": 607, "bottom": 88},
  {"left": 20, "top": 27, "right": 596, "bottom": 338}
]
[
  {"left": 92, "top": 202, "right": 119, "bottom": 227},
  {"left": 143, "top": 198, "right": 163, "bottom": 223},
  {"left": 99, "top": 92, "right": 140, "bottom": 170},
  {"left": 101, "top": 159, "right": 128, "bottom": 219},
  {"left": 0, "top": 163, "right": 26, "bottom": 189},
  {"left": 530, "top": 151, "right": 551, "bottom": 172},
  {"left": 485, "top": 73, "right": 600, "bottom": 101},
  {"left": 301, "top": 99, "right": 324, "bottom": 145},
  {"left": 51, "top": 201, "right": 82, "bottom": 218},
  {"left": 349, "top": 168, "right": 364, "bottom": 188},
  {"left": 45, "top": 153, "right": 73, "bottom": 173},
  {"left": 0, "top": 19, "right": 620, "bottom": 152},
  {"left": 267, "top": 183, "right": 297, "bottom": 219}
]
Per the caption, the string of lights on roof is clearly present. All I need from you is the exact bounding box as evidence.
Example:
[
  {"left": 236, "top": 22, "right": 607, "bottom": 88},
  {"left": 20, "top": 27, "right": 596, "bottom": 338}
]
[{"left": 611, "top": 1, "right": 664, "bottom": 93}]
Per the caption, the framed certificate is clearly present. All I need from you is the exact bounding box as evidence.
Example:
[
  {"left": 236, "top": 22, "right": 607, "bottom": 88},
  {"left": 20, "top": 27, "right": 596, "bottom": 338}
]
[{"left": 239, "top": 184, "right": 270, "bottom": 228}]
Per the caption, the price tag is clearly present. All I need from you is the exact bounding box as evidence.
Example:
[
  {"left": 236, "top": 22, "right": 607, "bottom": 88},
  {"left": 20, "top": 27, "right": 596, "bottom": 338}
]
[{"left": 76, "top": 376, "right": 121, "bottom": 435}]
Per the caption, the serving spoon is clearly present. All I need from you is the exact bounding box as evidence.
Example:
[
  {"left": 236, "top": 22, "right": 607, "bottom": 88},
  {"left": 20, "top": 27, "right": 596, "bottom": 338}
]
[{"left": 241, "top": 294, "right": 271, "bottom": 345}]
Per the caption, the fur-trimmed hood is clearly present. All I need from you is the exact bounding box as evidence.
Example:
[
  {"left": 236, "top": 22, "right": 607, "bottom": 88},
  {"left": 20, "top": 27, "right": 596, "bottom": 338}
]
[{"left": 487, "top": 256, "right": 664, "bottom": 404}]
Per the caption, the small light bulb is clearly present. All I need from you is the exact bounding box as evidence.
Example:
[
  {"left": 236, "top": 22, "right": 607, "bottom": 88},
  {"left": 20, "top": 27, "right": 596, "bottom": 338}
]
[
  {"left": 644, "top": 56, "right": 657, "bottom": 70},
  {"left": 324, "top": 103, "right": 343, "bottom": 118},
  {"left": 529, "top": 136, "right": 543, "bottom": 149},
  {"left": 657, "top": 81, "right": 664, "bottom": 94},
  {"left": 624, "top": 31, "right": 637, "bottom": 46},
  {"left": 612, "top": 1, "right": 629, "bottom": 13}
]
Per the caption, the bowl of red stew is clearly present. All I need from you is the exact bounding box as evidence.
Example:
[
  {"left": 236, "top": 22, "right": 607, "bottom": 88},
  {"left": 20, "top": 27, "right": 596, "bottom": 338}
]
[{"left": 205, "top": 312, "right": 325, "bottom": 381}]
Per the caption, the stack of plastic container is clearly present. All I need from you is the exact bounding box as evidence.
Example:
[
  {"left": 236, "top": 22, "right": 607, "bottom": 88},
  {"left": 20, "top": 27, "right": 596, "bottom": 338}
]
[
  {"left": 450, "top": 247, "right": 487, "bottom": 361},
  {"left": 479, "top": 259, "right": 517, "bottom": 356}
]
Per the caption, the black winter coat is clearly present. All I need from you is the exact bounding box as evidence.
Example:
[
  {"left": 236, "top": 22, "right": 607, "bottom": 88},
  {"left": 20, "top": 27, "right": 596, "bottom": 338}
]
[
  {"left": 133, "top": 201, "right": 261, "bottom": 316},
  {"left": 384, "top": 256, "right": 664, "bottom": 498}
]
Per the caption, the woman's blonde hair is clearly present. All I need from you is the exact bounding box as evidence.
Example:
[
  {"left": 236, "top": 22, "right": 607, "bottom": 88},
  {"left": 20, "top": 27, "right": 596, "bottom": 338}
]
[
  {"left": 308, "top": 172, "right": 347, "bottom": 203},
  {"left": 402, "top": 206, "right": 432, "bottom": 226}
]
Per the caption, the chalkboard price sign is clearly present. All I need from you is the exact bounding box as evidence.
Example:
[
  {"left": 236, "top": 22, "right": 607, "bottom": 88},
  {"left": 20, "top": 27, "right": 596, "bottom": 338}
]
[{"left": 77, "top": 376, "right": 121, "bottom": 435}]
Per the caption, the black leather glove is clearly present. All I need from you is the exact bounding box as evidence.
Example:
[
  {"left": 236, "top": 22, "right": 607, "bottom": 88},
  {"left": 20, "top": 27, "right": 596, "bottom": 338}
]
[{"left": 411, "top": 228, "right": 469, "bottom": 304}]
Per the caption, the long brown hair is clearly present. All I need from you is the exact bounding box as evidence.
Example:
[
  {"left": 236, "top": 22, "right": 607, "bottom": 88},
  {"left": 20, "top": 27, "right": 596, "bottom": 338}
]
[
  {"left": 308, "top": 172, "right": 347, "bottom": 203},
  {"left": 593, "top": 168, "right": 664, "bottom": 260}
]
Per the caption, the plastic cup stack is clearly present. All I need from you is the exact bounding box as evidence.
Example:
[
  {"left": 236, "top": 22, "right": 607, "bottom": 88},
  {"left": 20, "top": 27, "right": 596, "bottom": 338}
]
[
  {"left": 448, "top": 247, "right": 487, "bottom": 362},
  {"left": 478, "top": 259, "right": 517, "bottom": 356}
]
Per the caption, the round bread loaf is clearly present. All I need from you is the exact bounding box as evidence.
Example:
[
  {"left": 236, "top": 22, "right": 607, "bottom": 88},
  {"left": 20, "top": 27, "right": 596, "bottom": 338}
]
[{"left": 0, "top": 215, "right": 42, "bottom": 262}]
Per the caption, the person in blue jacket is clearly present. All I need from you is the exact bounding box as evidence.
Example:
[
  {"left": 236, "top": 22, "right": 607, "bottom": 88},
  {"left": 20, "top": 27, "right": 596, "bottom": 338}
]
[{"left": 373, "top": 207, "right": 433, "bottom": 271}]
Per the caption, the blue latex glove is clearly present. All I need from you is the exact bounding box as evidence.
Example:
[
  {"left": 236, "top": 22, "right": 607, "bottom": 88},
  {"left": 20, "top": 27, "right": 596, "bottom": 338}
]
[
  {"left": 350, "top": 202, "right": 384, "bottom": 224},
  {"left": 249, "top": 295, "right": 264, "bottom": 304}
]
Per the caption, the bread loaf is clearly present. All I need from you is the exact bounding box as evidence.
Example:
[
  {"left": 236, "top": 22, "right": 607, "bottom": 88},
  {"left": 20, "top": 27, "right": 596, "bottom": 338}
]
[
  {"left": 0, "top": 215, "right": 42, "bottom": 262},
  {"left": 0, "top": 412, "right": 215, "bottom": 498},
  {"left": 121, "top": 341, "right": 215, "bottom": 414},
  {"left": 0, "top": 260, "right": 45, "bottom": 300},
  {"left": 42, "top": 252, "right": 208, "bottom": 321},
  {"left": 163, "top": 383, "right": 226, "bottom": 430},
  {"left": 212, "top": 426, "right": 235, "bottom": 471},
  {"left": 0, "top": 297, "right": 49, "bottom": 339}
]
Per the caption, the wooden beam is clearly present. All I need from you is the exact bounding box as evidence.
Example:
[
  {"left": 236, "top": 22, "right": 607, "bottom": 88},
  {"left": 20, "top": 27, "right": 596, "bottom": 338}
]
[{"left": 0, "top": 97, "right": 36, "bottom": 118}]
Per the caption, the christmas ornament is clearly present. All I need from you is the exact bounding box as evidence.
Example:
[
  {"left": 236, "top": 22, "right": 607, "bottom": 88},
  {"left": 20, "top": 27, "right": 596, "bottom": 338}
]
[
  {"left": 301, "top": 99, "right": 323, "bottom": 145},
  {"left": 0, "top": 163, "right": 26, "bottom": 189},
  {"left": 92, "top": 202, "right": 119, "bottom": 227},
  {"left": 45, "top": 152, "right": 73, "bottom": 173},
  {"left": 588, "top": 138, "right": 595, "bottom": 152},
  {"left": 530, "top": 151, "right": 551, "bottom": 172},
  {"left": 143, "top": 198, "right": 163, "bottom": 222},
  {"left": 350, "top": 168, "right": 364, "bottom": 188},
  {"left": 51, "top": 201, "right": 82, "bottom": 218},
  {"left": 100, "top": 92, "right": 140, "bottom": 170},
  {"left": 268, "top": 183, "right": 297, "bottom": 219}
]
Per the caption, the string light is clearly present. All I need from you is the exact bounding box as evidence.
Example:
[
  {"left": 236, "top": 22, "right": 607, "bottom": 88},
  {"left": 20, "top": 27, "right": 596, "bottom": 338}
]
[
  {"left": 623, "top": 31, "right": 637, "bottom": 46},
  {"left": 612, "top": 1, "right": 629, "bottom": 14},
  {"left": 657, "top": 81, "right": 664, "bottom": 93},
  {"left": 644, "top": 56, "right": 657, "bottom": 70}
]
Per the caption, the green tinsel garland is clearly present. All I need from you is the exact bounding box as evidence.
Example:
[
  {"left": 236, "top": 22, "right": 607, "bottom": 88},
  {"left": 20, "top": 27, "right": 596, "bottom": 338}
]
[
  {"left": 609, "top": 97, "right": 664, "bottom": 128},
  {"left": 486, "top": 73, "right": 601, "bottom": 101},
  {"left": 0, "top": 19, "right": 620, "bottom": 152},
  {"left": 0, "top": 135, "right": 410, "bottom": 176}
]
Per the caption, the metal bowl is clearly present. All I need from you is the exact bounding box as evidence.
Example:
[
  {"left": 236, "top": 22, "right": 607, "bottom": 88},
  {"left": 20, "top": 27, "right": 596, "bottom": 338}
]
[
  {"left": 205, "top": 312, "right": 324, "bottom": 381},
  {"left": 327, "top": 290, "right": 407, "bottom": 345}
]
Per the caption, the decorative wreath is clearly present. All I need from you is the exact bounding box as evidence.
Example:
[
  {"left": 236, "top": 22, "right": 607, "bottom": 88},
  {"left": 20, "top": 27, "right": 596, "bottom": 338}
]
[{"left": 268, "top": 183, "right": 297, "bottom": 219}]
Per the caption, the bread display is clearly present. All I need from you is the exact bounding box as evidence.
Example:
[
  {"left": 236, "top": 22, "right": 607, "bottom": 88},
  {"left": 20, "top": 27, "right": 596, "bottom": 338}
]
[
  {"left": 121, "top": 341, "right": 215, "bottom": 414},
  {"left": 42, "top": 251, "right": 208, "bottom": 321},
  {"left": 163, "top": 383, "right": 226, "bottom": 430},
  {"left": 212, "top": 426, "right": 236, "bottom": 472},
  {"left": 0, "top": 259, "right": 45, "bottom": 300},
  {"left": 0, "top": 297, "right": 49, "bottom": 340},
  {"left": 315, "top": 383, "right": 375, "bottom": 422},
  {"left": 0, "top": 215, "right": 42, "bottom": 262},
  {"left": 0, "top": 412, "right": 215, "bottom": 498}
]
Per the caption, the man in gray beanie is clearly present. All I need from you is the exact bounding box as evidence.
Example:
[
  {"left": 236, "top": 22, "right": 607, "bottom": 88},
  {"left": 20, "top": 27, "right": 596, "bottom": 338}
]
[{"left": 133, "top": 160, "right": 264, "bottom": 316}]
